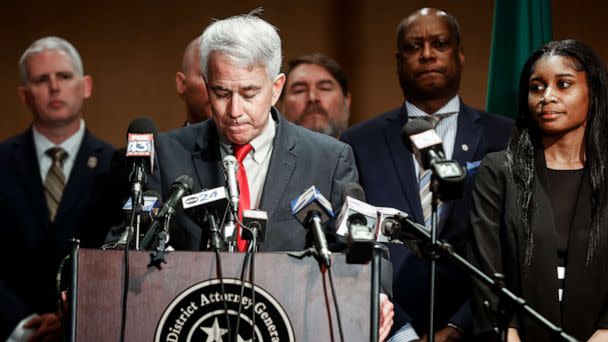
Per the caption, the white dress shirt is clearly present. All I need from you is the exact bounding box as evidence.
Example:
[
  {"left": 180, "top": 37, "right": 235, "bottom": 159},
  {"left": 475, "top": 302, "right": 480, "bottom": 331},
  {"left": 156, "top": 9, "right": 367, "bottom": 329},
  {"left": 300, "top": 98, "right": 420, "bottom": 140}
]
[
  {"left": 32, "top": 119, "right": 85, "bottom": 183},
  {"left": 406, "top": 95, "right": 460, "bottom": 178},
  {"left": 219, "top": 114, "right": 276, "bottom": 209}
]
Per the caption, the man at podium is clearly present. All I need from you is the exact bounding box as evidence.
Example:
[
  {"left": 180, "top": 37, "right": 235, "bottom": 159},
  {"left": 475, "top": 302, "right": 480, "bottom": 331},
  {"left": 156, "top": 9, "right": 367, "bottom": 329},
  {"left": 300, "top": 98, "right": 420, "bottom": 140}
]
[{"left": 147, "top": 10, "right": 394, "bottom": 340}]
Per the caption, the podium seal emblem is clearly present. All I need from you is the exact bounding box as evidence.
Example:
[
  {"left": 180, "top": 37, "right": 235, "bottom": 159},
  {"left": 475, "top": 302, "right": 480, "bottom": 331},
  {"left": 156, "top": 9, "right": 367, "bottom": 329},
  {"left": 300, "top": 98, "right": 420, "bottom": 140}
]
[{"left": 155, "top": 278, "right": 295, "bottom": 341}]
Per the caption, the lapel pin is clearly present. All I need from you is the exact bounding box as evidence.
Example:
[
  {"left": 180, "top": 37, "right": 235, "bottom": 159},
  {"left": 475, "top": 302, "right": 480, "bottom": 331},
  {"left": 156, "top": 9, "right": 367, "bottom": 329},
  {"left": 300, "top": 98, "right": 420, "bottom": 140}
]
[
  {"left": 87, "top": 156, "right": 98, "bottom": 168},
  {"left": 461, "top": 144, "right": 469, "bottom": 151}
]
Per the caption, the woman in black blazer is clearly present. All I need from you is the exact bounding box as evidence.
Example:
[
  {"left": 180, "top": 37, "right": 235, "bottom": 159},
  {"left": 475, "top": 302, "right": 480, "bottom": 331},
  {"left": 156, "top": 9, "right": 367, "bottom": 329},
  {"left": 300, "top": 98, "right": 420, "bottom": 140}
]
[{"left": 468, "top": 39, "right": 608, "bottom": 341}]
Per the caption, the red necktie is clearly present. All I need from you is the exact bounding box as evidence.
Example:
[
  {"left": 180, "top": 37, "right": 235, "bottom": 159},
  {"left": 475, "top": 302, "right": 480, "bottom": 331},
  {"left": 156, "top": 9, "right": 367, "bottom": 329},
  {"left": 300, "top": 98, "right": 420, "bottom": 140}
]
[{"left": 234, "top": 143, "right": 253, "bottom": 252}]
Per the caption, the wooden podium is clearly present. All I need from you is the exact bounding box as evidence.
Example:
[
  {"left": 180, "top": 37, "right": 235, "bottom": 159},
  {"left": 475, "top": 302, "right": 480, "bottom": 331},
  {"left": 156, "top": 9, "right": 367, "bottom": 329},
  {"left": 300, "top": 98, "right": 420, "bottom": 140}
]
[{"left": 74, "top": 249, "right": 371, "bottom": 341}]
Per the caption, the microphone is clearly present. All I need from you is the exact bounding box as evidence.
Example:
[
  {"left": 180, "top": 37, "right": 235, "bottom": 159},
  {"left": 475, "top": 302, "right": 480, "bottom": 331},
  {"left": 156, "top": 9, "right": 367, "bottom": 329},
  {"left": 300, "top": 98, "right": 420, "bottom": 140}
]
[
  {"left": 376, "top": 207, "right": 409, "bottom": 242},
  {"left": 182, "top": 186, "right": 230, "bottom": 250},
  {"left": 126, "top": 117, "right": 157, "bottom": 175},
  {"left": 291, "top": 185, "right": 334, "bottom": 267},
  {"left": 140, "top": 175, "right": 194, "bottom": 250},
  {"left": 380, "top": 211, "right": 430, "bottom": 257},
  {"left": 336, "top": 183, "right": 376, "bottom": 263},
  {"left": 103, "top": 190, "right": 162, "bottom": 249},
  {"left": 402, "top": 118, "right": 445, "bottom": 170},
  {"left": 222, "top": 155, "right": 239, "bottom": 214},
  {"left": 121, "top": 192, "right": 162, "bottom": 223},
  {"left": 242, "top": 209, "right": 267, "bottom": 243},
  {"left": 125, "top": 117, "right": 158, "bottom": 211},
  {"left": 402, "top": 118, "right": 466, "bottom": 200}
]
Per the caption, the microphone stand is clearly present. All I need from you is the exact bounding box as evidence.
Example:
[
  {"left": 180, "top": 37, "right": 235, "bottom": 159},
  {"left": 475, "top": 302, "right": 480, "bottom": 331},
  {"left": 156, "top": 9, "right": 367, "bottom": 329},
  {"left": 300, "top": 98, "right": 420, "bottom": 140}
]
[
  {"left": 129, "top": 166, "right": 145, "bottom": 250},
  {"left": 148, "top": 214, "right": 171, "bottom": 268},
  {"left": 428, "top": 177, "right": 440, "bottom": 342},
  {"left": 204, "top": 208, "right": 233, "bottom": 342},
  {"left": 207, "top": 210, "right": 224, "bottom": 251},
  {"left": 399, "top": 220, "right": 580, "bottom": 342},
  {"left": 224, "top": 211, "right": 238, "bottom": 253},
  {"left": 369, "top": 243, "right": 387, "bottom": 342}
]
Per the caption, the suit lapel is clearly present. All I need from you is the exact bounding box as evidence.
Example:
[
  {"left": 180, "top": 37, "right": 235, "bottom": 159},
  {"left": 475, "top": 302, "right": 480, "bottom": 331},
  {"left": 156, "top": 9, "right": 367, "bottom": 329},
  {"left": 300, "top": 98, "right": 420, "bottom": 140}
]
[
  {"left": 452, "top": 103, "right": 482, "bottom": 165},
  {"left": 524, "top": 151, "right": 561, "bottom": 322},
  {"left": 384, "top": 108, "right": 424, "bottom": 223},
  {"left": 259, "top": 111, "right": 297, "bottom": 221},
  {"left": 191, "top": 122, "right": 223, "bottom": 190},
  {"left": 561, "top": 170, "right": 593, "bottom": 329},
  {"left": 13, "top": 129, "right": 49, "bottom": 229},
  {"left": 55, "top": 131, "right": 101, "bottom": 222},
  {"left": 437, "top": 104, "right": 483, "bottom": 235}
]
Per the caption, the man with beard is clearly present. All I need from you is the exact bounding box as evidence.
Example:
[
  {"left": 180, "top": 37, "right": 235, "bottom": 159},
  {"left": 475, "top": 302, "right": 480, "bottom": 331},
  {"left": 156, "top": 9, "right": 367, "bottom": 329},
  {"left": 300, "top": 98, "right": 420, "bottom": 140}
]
[
  {"left": 176, "top": 36, "right": 212, "bottom": 125},
  {"left": 341, "top": 8, "right": 513, "bottom": 342},
  {"left": 281, "top": 53, "right": 351, "bottom": 138}
]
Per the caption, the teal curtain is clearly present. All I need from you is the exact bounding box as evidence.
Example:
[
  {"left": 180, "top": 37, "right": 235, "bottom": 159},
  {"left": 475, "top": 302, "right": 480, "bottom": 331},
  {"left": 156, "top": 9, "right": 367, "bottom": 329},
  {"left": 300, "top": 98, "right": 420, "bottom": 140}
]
[{"left": 486, "top": 0, "right": 553, "bottom": 118}]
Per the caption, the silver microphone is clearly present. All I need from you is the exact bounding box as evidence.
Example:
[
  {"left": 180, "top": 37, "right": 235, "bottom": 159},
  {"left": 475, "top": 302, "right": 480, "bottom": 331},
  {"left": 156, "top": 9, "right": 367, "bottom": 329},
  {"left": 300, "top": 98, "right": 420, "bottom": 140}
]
[{"left": 222, "top": 155, "right": 240, "bottom": 213}]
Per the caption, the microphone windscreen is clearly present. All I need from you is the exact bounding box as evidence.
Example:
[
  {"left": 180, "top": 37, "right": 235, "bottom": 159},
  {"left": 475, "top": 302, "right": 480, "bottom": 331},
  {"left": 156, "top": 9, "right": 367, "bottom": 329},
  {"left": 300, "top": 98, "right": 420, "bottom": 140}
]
[
  {"left": 341, "top": 182, "right": 366, "bottom": 203},
  {"left": 127, "top": 117, "right": 158, "bottom": 139},
  {"left": 173, "top": 175, "right": 194, "bottom": 192},
  {"left": 401, "top": 118, "right": 434, "bottom": 145}
]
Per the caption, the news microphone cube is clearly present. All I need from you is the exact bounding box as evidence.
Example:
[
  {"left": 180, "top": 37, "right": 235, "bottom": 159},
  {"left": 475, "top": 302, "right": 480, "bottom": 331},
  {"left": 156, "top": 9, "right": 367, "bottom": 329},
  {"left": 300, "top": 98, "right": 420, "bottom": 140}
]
[
  {"left": 242, "top": 209, "right": 267, "bottom": 242},
  {"left": 126, "top": 133, "right": 155, "bottom": 172},
  {"left": 290, "top": 185, "right": 334, "bottom": 224},
  {"left": 182, "top": 187, "right": 229, "bottom": 226}
]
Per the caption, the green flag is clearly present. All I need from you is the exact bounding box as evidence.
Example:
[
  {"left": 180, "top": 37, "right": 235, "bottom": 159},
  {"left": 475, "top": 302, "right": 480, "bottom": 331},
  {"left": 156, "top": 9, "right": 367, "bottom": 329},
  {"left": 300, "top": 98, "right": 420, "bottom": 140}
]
[{"left": 486, "top": 0, "right": 553, "bottom": 118}]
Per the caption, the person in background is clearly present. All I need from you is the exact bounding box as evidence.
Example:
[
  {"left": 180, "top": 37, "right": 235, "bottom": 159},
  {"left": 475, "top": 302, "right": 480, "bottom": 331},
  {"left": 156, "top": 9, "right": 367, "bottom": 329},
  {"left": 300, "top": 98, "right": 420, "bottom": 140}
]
[
  {"left": 0, "top": 36, "right": 114, "bottom": 341},
  {"left": 468, "top": 39, "right": 608, "bottom": 342},
  {"left": 281, "top": 53, "right": 351, "bottom": 138},
  {"left": 341, "top": 7, "right": 513, "bottom": 341},
  {"left": 176, "top": 36, "right": 212, "bottom": 125}
]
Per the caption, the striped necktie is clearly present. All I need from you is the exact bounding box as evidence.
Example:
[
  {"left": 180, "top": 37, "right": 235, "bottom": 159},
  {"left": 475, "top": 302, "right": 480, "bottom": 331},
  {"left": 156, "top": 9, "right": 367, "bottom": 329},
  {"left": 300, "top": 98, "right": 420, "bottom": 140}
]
[
  {"left": 416, "top": 112, "right": 456, "bottom": 230},
  {"left": 44, "top": 147, "right": 67, "bottom": 222}
]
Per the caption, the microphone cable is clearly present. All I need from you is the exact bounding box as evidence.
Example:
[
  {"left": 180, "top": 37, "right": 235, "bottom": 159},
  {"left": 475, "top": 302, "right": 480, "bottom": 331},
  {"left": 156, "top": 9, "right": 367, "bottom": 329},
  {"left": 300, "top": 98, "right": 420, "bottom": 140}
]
[
  {"left": 327, "top": 265, "right": 345, "bottom": 342},
  {"left": 120, "top": 220, "right": 133, "bottom": 342},
  {"left": 234, "top": 218, "right": 258, "bottom": 341},
  {"left": 120, "top": 192, "right": 141, "bottom": 342},
  {"left": 209, "top": 203, "right": 233, "bottom": 342}
]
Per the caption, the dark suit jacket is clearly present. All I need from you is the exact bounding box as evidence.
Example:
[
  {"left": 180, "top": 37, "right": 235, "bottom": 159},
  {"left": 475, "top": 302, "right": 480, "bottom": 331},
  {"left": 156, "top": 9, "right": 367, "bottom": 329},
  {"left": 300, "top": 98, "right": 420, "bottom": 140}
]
[
  {"left": 468, "top": 151, "right": 608, "bottom": 341},
  {"left": 341, "top": 103, "right": 513, "bottom": 337},
  {"left": 0, "top": 128, "right": 114, "bottom": 339},
  {"left": 148, "top": 108, "right": 359, "bottom": 252}
]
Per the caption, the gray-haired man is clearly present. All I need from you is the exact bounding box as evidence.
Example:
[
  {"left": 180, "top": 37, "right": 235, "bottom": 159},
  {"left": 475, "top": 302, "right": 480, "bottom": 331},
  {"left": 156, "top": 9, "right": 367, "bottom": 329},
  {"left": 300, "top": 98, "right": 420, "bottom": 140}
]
[
  {"left": 148, "top": 12, "right": 394, "bottom": 341},
  {"left": 0, "top": 36, "right": 114, "bottom": 341}
]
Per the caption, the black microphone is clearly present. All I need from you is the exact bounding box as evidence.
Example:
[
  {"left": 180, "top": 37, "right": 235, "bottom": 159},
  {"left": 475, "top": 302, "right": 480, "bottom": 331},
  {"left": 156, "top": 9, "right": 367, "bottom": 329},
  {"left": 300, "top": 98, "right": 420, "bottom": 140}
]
[
  {"left": 402, "top": 118, "right": 466, "bottom": 200},
  {"left": 242, "top": 209, "right": 267, "bottom": 243},
  {"left": 336, "top": 183, "right": 376, "bottom": 263},
  {"left": 103, "top": 190, "right": 162, "bottom": 249},
  {"left": 222, "top": 155, "right": 239, "bottom": 213},
  {"left": 126, "top": 117, "right": 157, "bottom": 175},
  {"left": 182, "top": 186, "right": 230, "bottom": 250},
  {"left": 140, "top": 175, "right": 194, "bottom": 250},
  {"left": 125, "top": 117, "right": 158, "bottom": 209},
  {"left": 402, "top": 118, "right": 445, "bottom": 170},
  {"left": 291, "top": 185, "right": 334, "bottom": 267},
  {"left": 381, "top": 212, "right": 430, "bottom": 257}
]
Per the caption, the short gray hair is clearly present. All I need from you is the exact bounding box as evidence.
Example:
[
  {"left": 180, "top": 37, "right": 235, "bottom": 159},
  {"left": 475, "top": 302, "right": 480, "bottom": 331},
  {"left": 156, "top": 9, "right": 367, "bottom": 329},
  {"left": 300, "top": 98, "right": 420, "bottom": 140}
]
[
  {"left": 200, "top": 10, "right": 282, "bottom": 80},
  {"left": 19, "top": 36, "right": 84, "bottom": 85}
]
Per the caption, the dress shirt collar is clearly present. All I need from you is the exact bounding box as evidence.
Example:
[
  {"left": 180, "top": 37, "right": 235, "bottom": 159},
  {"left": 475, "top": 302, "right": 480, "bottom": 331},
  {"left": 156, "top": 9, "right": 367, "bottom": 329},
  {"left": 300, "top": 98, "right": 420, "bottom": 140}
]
[
  {"left": 217, "top": 113, "right": 277, "bottom": 163},
  {"left": 405, "top": 95, "right": 461, "bottom": 118},
  {"left": 32, "top": 119, "right": 85, "bottom": 164}
]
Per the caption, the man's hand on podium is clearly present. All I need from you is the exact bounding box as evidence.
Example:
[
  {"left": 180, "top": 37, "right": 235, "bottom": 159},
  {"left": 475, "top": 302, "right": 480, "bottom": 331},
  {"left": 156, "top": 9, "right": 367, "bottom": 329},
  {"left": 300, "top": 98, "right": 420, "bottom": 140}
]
[
  {"left": 379, "top": 293, "right": 394, "bottom": 342},
  {"left": 22, "top": 313, "right": 61, "bottom": 342}
]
